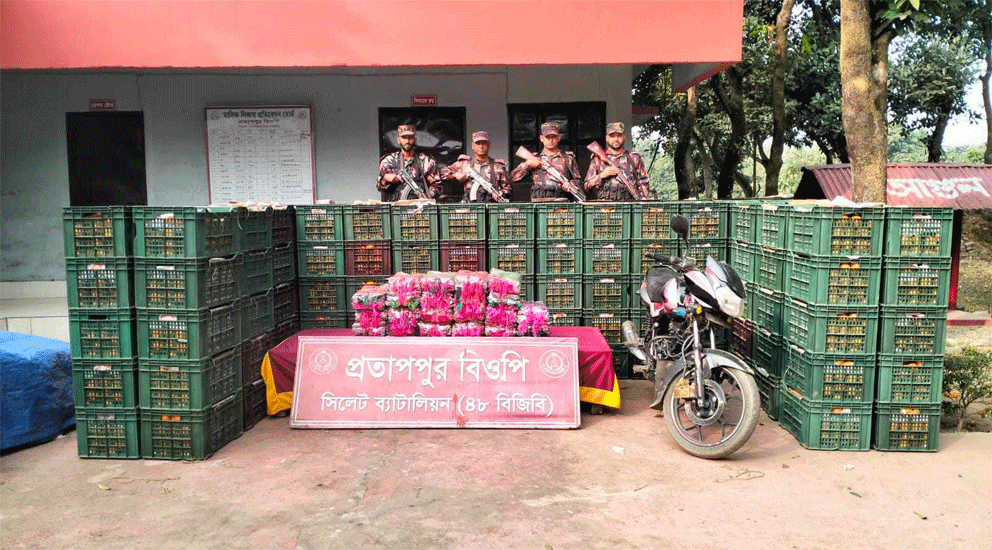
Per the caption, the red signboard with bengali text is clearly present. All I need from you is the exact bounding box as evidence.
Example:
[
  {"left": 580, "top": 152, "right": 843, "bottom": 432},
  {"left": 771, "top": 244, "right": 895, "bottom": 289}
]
[
  {"left": 410, "top": 94, "right": 437, "bottom": 107},
  {"left": 290, "top": 336, "right": 580, "bottom": 429},
  {"left": 89, "top": 99, "right": 115, "bottom": 111}
]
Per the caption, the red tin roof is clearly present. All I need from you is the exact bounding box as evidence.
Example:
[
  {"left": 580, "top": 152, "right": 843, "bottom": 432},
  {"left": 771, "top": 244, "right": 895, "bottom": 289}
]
[{"left": 796, "top": 164, "right": 992, "bottom": 210}]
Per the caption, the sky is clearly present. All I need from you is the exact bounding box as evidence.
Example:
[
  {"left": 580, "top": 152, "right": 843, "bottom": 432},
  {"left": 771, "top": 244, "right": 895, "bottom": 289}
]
[{"left": 943, "top": 79, "right": 988, "bottom": 147}]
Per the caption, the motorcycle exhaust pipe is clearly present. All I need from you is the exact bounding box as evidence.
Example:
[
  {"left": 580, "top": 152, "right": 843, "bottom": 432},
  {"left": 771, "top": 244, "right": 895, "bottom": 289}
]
[{"left": 621, "top": 320, "right": 647, "bottom": 363}]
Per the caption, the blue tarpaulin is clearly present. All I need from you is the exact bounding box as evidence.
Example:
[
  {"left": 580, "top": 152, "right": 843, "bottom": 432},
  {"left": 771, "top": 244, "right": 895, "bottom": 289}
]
[{"left": 1, "top": 331, "right": 75, "bottom": 451}]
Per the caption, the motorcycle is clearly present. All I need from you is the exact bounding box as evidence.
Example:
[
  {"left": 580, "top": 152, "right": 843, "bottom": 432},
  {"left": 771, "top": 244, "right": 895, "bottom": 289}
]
[{"left": 622, "top": 214, "right": 759, "bottom": 459}]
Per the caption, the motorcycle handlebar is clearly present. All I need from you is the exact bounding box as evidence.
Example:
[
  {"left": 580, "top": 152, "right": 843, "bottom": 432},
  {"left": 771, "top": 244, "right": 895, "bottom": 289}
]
[{"left": 646, "top": 253, "right": 695, "bottom": 269}]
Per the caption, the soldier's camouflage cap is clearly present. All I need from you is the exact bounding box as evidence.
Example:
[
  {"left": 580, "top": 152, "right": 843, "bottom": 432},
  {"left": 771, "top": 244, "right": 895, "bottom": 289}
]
[
  {"left": 472, "top": 131, "right": 490, "bottom": 143},
  {"left": 540, "top": 122, "right": 560, "bottom": 136},
  {"left": 397, "top": 124, "right": 416, "bottom": 137},
  {"left": 606, "top": 122, "right": 625, "bottom": 135}
]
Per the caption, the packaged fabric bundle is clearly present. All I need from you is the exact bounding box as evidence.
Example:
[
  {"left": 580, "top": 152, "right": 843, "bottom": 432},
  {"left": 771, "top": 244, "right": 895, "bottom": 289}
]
[
  {"left": 387, "top": 308, "right": 418, "bottom": 336},
  {"left": 488, "top": 269, "right": 522, "bottom": 305},
  {"left": 485, "top": 303, "right": 518, "bottom": 327},
  {"left": 451, "top": 322, "right": 485, "bottom": 337},
  {"left": 453, "top": 271, "right": 488, "bottom": 322},
  {"left": 517, "top": 302, "right": 550, "bottom": 337},
  {"left": 420, "top": 271, "right": 456, "bottom": 325},
  {"left": 386, "top": 272, "right": 422, "bottom": 309},
  {"left": 418, "top": 322, "right": 452, "bottom": 337},
  {"left": 352, "top": 284, "right": 388, "bottom": 311},
  {"left": 484, "top": 326, "right": 516, "bottom": 337},
  {"left": 352, "top": 321, "right": 386, "bottom": 337}
]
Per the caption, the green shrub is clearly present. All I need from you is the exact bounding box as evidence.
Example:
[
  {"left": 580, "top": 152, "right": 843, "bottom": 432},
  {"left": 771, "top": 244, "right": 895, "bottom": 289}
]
[{"left": 943, "top": 347, "right": 992, "bottom": 428}]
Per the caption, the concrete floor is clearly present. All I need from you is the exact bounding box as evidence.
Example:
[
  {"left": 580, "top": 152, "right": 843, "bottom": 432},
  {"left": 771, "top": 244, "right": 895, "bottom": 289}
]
[{"left": 2, "top": 380, "right": 990, "bottom": 550}]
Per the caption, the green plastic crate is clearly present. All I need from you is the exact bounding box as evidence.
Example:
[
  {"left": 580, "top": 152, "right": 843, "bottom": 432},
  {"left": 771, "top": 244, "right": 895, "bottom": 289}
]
[
  {"left": 438, "top": 204, "right": 487, "bottom": 240},
  {"left": 784, "top": 344, "right": 875, "bottom": 403},
  {"left": 75, "top": 407, "right": 140, "bottom": 459},
  {"left": 392, "top": 241, "right": 440, "bottom": 274},
  {"left": 610, "top": 344, "right": 632, "bottom": 379},
  {"left": 390, "top": 203, "right": 439, "bottom": 242},
  {"left": 134, "top": 206, "right": 238, "bottom": 258},
  {"left": 583, "top": 310, "right": 623, "bottom": 344},
  {"left": 537, "top": 203, "right": 583, "bottom": 240},
  {"left": 752, "top": 326, "right": 785, "bottom": 378},
  {"left": 271, "top": 316, "right": 301, "bottom": 345},
  {"left": 487, "top": 203, "right": 536, "bottom": 240},
  {"left": 631, "top": 239, "right": 679, "bottom": 274},
  {"left": 272, "top": 243, "right": 296, "bottom": 286},
  {"left": 583, "top": 203, "right": 632, "bottom": 240},
  {"left": 140, "top": 392, "right": 243, "bottom": 460},
  {"left": 242, "top": 332, "right": 271, "bottom": 385},
  {"left": 63, "top": 206, "right": 133, "bottom": 258},
  {"left": 440, "top": 240, "right": 487, "bottom": 272},
  {"left": 547, "top": 309, "right": 582, "bottom": 327},
  {"left": 884, "top": 207, "right": 954, "bottom": 258},
  {"left": 273, "top": 282, "right": 299, "bottom": 323},
  {"left": 489, "top": 240, "right": 536, "bottom": 274},
  {"left": 680, "top": 239, "right": 728, "bottom": 266},
  {"left": 537, "top": 275, "right": 583, "bottom": 310},
  {"left": 756, "top": 247, "right": 786, "bottom": 291},
  {"left": 72, "top": 358, "right": 137, "bottom": 408},
  {"left": 881, "top": 257, "right": 951, "bottom": 307},
  {"left": 757, "top": 202, "right": 789, "bottom": 249},
  {"left": 880, "top": 306, "right": 947, "bottom": 355},
  {"left": 582, "top": 275, "right": 630, "bottom": 310},
  {"left": 271, "top": 205, "right": 295, "bottom": 246},
  {"left": 241, "top": 249, "right": 273, "bottom": 297},
  {"left": 295, "top": 205, "right": 344, "bottom": 242},
  {"left": 240, "top": 289, "right": 274, "bottom": 340},
  {"left": 730, "top": 241, "right": 757, "bottom": 284},
  {"left": 877, "top": 354, "right": 945, "bottom": 404},
  {"left": 343, "top": 204, "right": 391, "bottom": 240},
  {"left": 756, "top": 372, "right": 781, "bottom": 420},
  {"left": 873, "top": 402, "right": 941, "bottom": 452},
  {"left": 237, "top": 207, "right": 272, "bottom": 252},
  {"left": 134, "top": 255, "right": 240, "bottom": 310},
  {"left": 138, "top": 346, "right": 242, "bottom": 410},
  {"left": 69, "top": 308, "right": 136, "bottom": 360},
  {"left": 137, "top": 304, "right": 241, "bottom": 360},
  {"left": 784, "top": 253, "right": 882, "bottom": 307},
  {"left": 631, "top": 202, "right": 678, "bottom": 239},
  {"left": 243, "top": 378, "right": 267, "bottom": 430},
  {"left": 785, "top": 300, "right": 878, "bottom": 355},
  {"left": 297, "top": 241, "right": 345, "bottom": 277},
  {"left": 680, "top": 201, "right": 728, "bottom": 239},
  {"left": 583, "top": 241, "right": 631, "bottom": 275},
  {"left": 66, "top": 257, "right": 134, "bottom": 309},
  {"left": 731, "top": 318, "right": 754, "bottom": 359},
  {"left": 537, "top": 240, "right": 583, "bottom": 275},
  {"left": 729, "top": 201, "right": 757, "bottom": 243},
  {"left": 301, "top": 311, "right": 351, "bottom": 329},
  {"left": 779, "top": 389, "right": 872, "bottom": 451},
  {"left": 753, "top": 287, "right": 784, "bottom": 334},
  {"left": 786, "top": 205, "right": 884, "bottom": 257}
]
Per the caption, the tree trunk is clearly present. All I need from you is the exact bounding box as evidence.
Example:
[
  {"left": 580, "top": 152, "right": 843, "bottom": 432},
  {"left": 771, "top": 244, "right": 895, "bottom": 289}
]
[
  {"left": 982, "top": 16, "right": 992, "bottom": 164},
  {"left": 840, "top": 0, "right": 887, "bottom": 203},
  {"left": 674, "top": 87, "right": 698, "bottom": 199},
  {"left": 767, "top": 0, "right": 796, "bottom": 197},
  {"left": 712, "top": 70, "right": 747, "bottom": 199},
  {"left": 927, "top": 110, "right": 950, "bottom": 163}
]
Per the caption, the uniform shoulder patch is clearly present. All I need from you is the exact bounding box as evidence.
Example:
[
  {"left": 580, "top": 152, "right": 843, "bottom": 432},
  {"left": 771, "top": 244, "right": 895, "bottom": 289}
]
[
  {"left": 628, "top": 151, "right": 644, "bottom": 161},
  {"left": 456, "top": 154, "right": 471, "bottom": 161},
  {"left": 564, "top": 151, "right": 576, "bottom": 158},
  {"left": 379, "top": 152, "right": 397, "bottom": 162}
]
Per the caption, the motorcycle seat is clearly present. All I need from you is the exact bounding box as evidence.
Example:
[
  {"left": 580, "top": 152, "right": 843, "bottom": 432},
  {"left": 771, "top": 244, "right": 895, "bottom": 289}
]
[{"left": 645, "top": 266, "right": 677, "bottom": 304}]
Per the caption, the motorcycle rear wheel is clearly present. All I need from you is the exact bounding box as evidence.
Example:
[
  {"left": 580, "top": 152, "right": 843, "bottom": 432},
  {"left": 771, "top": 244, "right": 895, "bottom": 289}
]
[{"left": 663, "top": 365, "right": 760, "bottom": 459}]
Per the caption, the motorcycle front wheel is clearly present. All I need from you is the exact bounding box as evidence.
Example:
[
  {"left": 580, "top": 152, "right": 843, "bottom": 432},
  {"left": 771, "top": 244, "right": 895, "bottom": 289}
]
[{"left": 663, "top": 365, "right": 760, "bottom": 459}]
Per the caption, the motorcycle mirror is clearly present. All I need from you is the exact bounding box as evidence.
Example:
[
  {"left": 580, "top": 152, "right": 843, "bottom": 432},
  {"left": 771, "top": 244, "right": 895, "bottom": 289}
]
[{"left": 671, "top": 215, "right": 690, "bottom": 241}]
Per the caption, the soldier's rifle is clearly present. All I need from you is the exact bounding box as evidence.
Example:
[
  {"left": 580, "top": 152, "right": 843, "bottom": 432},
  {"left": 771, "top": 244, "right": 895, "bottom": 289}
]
[
  {"left": 396, "top": 163, "right": 430, "bottom": 200},
  {"left": 515, "top": 146, "right": 586, "bottom": 202},
  {"left": 464, "top": 164, "right": 508, "bottom": 203},
  {"left": 587, "top": 141, "right": 646, "bottom": 201}
]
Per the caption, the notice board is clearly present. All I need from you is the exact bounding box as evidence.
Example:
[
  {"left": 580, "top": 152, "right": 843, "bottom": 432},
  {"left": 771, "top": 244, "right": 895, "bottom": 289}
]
[{"left": 205, "top": 105, "right": 316, "bottom": 204}]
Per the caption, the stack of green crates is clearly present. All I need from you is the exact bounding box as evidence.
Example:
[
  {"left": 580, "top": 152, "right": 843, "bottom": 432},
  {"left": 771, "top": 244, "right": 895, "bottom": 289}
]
[
  {"left": 340, "top": 203, "right": 393, "bottom": 323},
  {"left": 779, "top": 203, "right": 885, "bottom": 451},
  {"left": 536, "top": 203, "right": 583, "bottom": 328},
  {"left": 392, "top": 202, "right": 440, "bottom": 275},
  {"left": 581, "top": 202, "right": 633, "bottom": 377},
  {"left": 874, "top": 207, "right": 952, "bottom": 452},
  {"left": 487, "top": 203, "right": 536, "bottom": 301},
  {"left": 64, "top": 206, "right": 140, "bottom": 459},
  {"left": 132, "top": 206, "right": 243, "bottom": 460},
  {"left": 438, "top": 204, "right": 488, "bottom": 274},
  {"left": 296, "top": 205, "right": 352, "bottom": 329}
]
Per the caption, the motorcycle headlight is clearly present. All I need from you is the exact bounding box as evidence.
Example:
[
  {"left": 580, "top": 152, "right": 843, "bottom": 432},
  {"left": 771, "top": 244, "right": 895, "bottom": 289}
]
[{"left": 715, "top": 286, "right": 743, "bottom": 318}]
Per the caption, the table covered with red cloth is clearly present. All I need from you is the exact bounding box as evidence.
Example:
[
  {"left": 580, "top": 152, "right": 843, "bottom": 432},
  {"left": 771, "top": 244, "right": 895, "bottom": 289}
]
[{"left": 260, "top": 326, "right": 621, "bottom": 416}]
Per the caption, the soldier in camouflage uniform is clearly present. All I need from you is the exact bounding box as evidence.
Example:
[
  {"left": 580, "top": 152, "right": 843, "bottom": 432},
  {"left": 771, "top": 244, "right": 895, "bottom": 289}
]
[
  {"left": 510, "top": 122, "right": 582, "bottom": 201},
  {"left": 377, "top": 124, "right": 441, "bottom": 201},
  {"left": 584, "top": 122, "right": 650, "bottom": 201},
  {"left": 439, "top": 131, "right": 510, "bottom": 202}
]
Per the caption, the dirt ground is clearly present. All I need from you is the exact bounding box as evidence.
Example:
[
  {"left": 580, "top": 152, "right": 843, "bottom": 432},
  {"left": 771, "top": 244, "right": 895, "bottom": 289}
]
[{"left": 2, "top": 380, "right": 990, "bottom": 550}]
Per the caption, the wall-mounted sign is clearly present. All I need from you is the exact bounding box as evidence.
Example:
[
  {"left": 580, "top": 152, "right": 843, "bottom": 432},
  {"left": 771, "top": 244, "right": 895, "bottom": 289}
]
[
  {"left": 291, "top": 336, "right": 580, "bottom": 429},
  {"left": 205, "top": 105, "right": 316, "bottom": 205},
  {"left": 411, "top": 94, "right": 437, "bottom": 107},
  {"left": 89, "top": 99, "right": 115, "bottom": 111}
]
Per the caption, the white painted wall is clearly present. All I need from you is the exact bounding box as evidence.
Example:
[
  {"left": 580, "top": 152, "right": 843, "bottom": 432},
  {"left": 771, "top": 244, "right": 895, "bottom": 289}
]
[{"left": 1, "top": 65, "right": 632, "bottom": 281}]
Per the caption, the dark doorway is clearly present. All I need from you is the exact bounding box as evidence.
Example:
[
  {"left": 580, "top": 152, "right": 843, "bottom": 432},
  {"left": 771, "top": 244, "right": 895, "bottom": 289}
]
[
  {"left": 66, "top": 112, "right": 147, "bottom": 206},
  {"left": 378, "top": 107, "right": 467, "bottom": 203}
]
